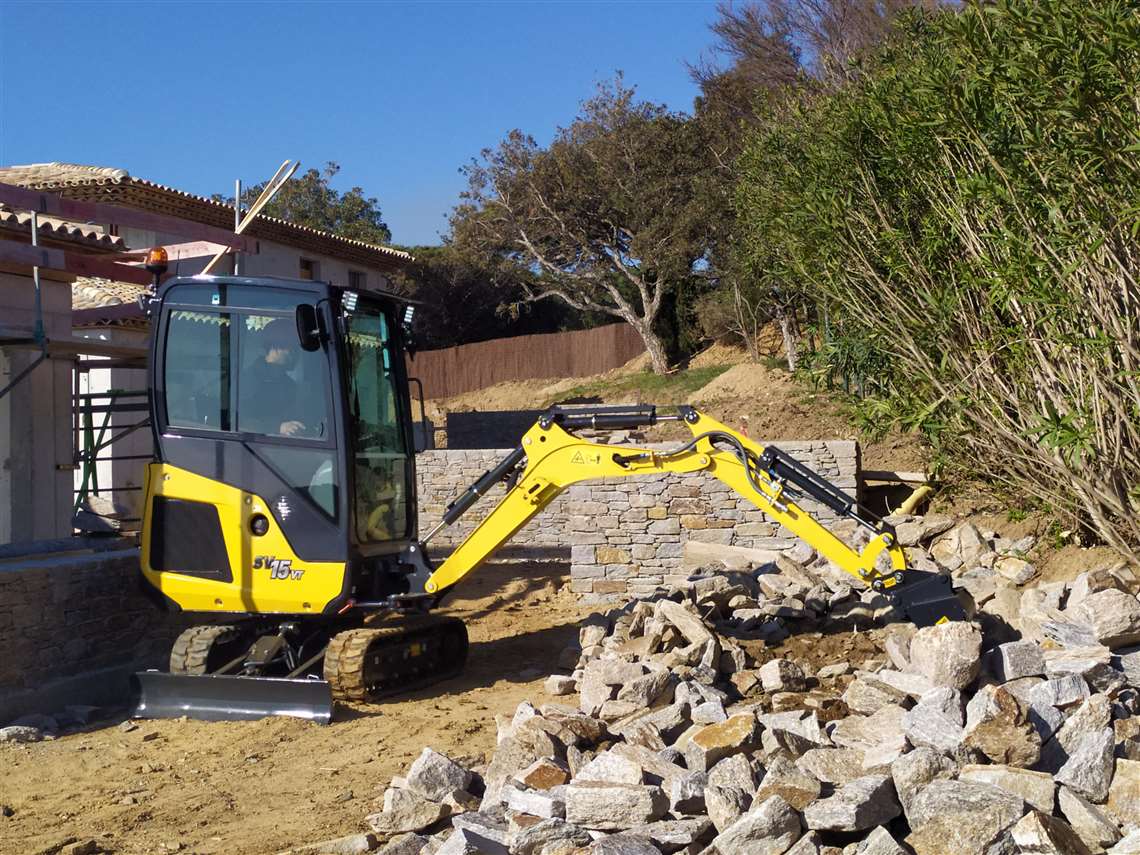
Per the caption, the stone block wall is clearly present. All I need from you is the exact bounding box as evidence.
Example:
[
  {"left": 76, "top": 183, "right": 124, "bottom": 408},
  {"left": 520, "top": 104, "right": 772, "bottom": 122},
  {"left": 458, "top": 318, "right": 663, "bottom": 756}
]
[
  {"left": 416, "top": 449, "right": 571, "bottom": 549},
  {"left": 565, "top": 441, "right": 859, "bottom": 599},
  {"left": 0, "top": 544, "right": 196, "bottom": 720}
]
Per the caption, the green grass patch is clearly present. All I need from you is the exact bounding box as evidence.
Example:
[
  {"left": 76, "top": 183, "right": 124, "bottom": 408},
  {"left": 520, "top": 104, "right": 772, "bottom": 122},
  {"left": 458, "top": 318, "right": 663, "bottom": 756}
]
[{"left": 545, "top": 364, "right": 733, "bottom": 407}]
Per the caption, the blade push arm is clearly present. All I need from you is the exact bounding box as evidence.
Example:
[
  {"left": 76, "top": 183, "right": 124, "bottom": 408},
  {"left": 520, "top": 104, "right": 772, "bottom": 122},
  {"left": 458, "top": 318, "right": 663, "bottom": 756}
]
[{"left": 422, "top": 407, "right": 907, "bottom": 596}]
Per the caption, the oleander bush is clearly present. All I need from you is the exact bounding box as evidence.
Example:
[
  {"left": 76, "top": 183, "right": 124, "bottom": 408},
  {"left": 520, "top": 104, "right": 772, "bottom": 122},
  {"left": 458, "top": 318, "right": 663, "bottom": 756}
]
[{"left": 736, "top": 0, "right": 1140, "bottom": 556}]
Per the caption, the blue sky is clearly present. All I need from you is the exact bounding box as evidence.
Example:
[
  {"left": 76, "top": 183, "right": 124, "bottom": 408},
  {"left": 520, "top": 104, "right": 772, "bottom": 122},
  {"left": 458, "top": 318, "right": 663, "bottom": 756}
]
[{"left": 0, "top": 1, "right": 721, "bottom": 247}]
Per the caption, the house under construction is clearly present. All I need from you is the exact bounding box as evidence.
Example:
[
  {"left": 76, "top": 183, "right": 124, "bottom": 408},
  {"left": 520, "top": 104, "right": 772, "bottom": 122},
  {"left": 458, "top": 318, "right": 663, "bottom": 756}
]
[{"left": 0, "top": 161, "right": 411, "bottom": 545}]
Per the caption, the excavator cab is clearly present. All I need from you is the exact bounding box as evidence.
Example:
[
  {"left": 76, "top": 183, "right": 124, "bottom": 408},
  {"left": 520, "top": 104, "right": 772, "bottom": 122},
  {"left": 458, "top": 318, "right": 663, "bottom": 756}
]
[
  {"left": 133, "top": 276, "right": 467, "bottom": 723},
  {"left": 141, "top": 275, "right": 421, "bottom": 617}
]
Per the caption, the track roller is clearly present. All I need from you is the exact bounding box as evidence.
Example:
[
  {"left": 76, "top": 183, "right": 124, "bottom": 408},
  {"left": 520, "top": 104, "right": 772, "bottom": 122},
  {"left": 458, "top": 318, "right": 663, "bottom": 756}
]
[
  {"left": 324, "top": 615, "right": 469, "bottom": 702},
  {"left": 169, "top": 624, "right": 250, "bottom": 675}
]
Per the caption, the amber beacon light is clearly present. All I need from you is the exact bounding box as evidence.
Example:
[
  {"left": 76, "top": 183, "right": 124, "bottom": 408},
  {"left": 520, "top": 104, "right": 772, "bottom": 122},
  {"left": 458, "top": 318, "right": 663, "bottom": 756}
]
[{"left": 144, "top": 246, "right": 169, "bottom": 285}]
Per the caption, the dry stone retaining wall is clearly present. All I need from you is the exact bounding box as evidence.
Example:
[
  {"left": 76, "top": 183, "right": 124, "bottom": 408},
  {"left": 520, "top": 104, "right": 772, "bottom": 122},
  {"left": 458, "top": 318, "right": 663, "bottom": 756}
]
[
  {"left": 0, "top": 543, "right": 195, "bottom": 721},
  {"left": 565, "top": 441, "right": 858, "bottom": 599},
  {"left": 416, "top": 441, "right": 859, "bottom": 596},
  {"left": 416, "top": 449, "right": 572, "bottom": 548}
]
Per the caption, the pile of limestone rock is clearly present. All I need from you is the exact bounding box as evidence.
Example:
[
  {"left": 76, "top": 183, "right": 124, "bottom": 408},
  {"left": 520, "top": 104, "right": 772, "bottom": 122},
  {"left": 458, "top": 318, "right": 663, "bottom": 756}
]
[{"left": 300, "top": 518, "right": 1140, "bottom": 855}]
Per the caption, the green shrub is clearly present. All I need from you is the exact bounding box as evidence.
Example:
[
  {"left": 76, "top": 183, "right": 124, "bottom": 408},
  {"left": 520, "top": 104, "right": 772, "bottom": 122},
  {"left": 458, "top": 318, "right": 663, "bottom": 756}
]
[{"left": 737, "top": 0, "right": 1140, "bottom": 558}]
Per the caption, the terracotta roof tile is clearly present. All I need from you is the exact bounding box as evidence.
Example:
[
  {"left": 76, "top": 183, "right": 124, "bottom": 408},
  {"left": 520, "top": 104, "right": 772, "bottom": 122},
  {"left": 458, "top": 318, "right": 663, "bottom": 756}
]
[
  {"left": 0, "top": 204, "right": 125, "bottom": 250},
  {"left": 0, "top": 162, "right": 412, "bottom": 270},
  {"left": 71, "top": 276, "right": 147, "bottom": 311}
]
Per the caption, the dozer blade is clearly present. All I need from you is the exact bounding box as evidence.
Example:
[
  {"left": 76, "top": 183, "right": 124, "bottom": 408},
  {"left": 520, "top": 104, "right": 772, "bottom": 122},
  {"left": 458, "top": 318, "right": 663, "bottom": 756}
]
[
  {"left": 890, "top": 570, "right": 971, "bottom": 627},
  {"left": 131, "top": 671, "right": 334, "bottom": 724}
]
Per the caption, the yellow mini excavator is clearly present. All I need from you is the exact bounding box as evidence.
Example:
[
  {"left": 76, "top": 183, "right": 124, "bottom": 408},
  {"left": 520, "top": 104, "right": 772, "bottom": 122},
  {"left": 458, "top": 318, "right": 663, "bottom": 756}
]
[{"left": 132, "top": 274, "right": 966, "bottom": 723}]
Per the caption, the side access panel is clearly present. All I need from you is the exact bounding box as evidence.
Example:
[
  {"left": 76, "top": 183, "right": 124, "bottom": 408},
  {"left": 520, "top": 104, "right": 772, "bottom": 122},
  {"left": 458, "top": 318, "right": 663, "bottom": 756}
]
[{"left": 140, "top": 462, "right": 346, "bottom": 614}]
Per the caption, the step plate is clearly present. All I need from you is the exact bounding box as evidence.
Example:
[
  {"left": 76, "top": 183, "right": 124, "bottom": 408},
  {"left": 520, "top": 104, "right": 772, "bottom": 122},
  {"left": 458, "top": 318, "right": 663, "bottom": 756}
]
[{"left": 131, "top": 671, "right": 334, "bottom": 724}]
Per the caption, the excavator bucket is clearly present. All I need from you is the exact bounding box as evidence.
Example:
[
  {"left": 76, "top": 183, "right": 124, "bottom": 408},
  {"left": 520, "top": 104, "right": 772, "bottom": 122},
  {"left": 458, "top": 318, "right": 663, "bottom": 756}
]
[
  {"left": 890, "top": 570, "right": 971, "bottom": 626},
  {"left": 130, "top": 671, "right": 334, "bottom": 724}
]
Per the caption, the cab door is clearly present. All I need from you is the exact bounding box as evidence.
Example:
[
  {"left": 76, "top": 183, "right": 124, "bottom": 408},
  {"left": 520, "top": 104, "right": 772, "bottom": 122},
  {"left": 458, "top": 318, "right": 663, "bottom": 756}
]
[{"left": 141, "top": 279, "right": 349, "bottom": 615}]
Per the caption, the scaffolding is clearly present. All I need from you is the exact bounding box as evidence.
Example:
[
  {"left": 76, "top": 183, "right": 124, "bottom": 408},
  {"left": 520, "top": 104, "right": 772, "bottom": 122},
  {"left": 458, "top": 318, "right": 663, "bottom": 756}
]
[{"left": 72, "top": 380, "right": 150, "bottom": 530}]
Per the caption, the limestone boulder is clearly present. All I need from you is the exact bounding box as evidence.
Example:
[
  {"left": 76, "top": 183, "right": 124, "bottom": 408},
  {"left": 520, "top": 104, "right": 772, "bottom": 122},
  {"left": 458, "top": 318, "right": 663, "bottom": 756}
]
[
  {"left": 1059, "top": 786, "right": 1121, "bottom": 853},
  {"left": 705, "top": 795, "right": 802, "bottom": 855},
  {"left": 1073, "top": 589, "right": 1140, "bottom": 649},
  {"left": 1056, "top": 728, "right": 1115, "bottom": 804},
  {"left": 705, "top": 784, "right": 751, "bottom": 833},
  {"left": 367, "top": 788, "right": 451, "bottom": 836},
  {"left": 753, "top": 753, "right": 821, "bottom": 811},
  {"left": 406, "top": 748, "right": 475, "bottom": 802},
  {"left": 510, "top": 818, "right": 592, "bottom": 855},
  {"left": 562, "top": 782, "right": 668, "bottom": 831},
  {"left": 1106, "top": 757, "right": 1140, "bottom": 827},
  {"left": 683, "top": 713, "right": 759, "bottom": 772},
  {"left": 907, "top": 621, "right": 983, "bottom": 690},
  {"left": 891, "top": 746, "right": 958, "bottom": 821},
  {"left": 759, "top": 658, "right": 808, "bottom": 693},
  {"left": 962, "top": 685, "right": 1041, "bottom": 768},
  {"left": 1009, "top": 811, "right": 1094, "bottom": 855},
  {"left": 905, "top": 779, "right": 1026, "bottom": 855},
  {"left": 802, "top": 774, "right": 901, "bottom": 832},
  {"left": 958, "top": 764, "right": 1055, "bottom": 813},
  {"left": 986, "top": 640, "right": 1046, "bottom": 682}
]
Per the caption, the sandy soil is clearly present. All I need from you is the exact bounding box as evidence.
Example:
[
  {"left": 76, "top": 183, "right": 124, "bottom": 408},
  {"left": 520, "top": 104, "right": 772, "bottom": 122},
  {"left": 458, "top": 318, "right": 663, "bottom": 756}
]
[
  {"left": 1, "top": 561, "right": 592, "bottom": 855},
  {"left": 2, "top": 531, "right": 1114, "bottom": 855}
]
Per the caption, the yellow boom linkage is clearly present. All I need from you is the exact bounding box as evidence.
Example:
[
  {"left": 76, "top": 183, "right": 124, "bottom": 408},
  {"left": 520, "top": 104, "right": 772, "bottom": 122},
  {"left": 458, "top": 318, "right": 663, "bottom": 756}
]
[{"left": 424, "top": 408, "right": 906, "bottom": 597}]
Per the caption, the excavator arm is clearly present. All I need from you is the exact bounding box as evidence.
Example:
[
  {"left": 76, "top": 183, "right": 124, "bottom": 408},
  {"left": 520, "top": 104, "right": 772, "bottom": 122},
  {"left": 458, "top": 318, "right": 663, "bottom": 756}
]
[{"left": 422, "top": 406, "right": 965, "bottom": 626}]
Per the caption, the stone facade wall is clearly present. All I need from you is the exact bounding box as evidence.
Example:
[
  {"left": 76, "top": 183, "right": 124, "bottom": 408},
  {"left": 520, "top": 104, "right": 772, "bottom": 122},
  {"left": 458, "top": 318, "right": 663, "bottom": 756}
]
[
  {"left": 0, "top": 544, "right": 195, "bottom": 721},
  {"left": 416, "top": 441, "right": 859, "bottom": 595},
  {"left": 565, "top": 441, "right": 859, "bottom": 599}
]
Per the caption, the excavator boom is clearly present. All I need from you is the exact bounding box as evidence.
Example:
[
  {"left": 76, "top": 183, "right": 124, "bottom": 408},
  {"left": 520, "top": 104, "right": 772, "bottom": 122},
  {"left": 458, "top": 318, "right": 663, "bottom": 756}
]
[{"left": 422, "top": 405, "right": 965, "bottom": 626}]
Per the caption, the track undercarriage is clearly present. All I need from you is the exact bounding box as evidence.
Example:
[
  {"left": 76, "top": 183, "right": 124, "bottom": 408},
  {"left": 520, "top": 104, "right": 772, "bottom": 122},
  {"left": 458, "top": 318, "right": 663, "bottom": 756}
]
[{"left": 132, "top": 613, "right": 469, "bottom": 724}]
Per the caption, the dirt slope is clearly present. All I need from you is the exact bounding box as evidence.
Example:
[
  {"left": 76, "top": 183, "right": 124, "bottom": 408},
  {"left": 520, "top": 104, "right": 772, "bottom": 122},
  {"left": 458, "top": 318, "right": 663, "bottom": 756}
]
[{"left": 426, "top": 344, "right": 929, "bottom": 473}]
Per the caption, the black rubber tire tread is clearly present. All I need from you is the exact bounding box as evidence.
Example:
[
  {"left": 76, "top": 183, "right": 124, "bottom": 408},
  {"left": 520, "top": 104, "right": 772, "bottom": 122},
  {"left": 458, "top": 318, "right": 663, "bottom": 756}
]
[
  {"left": 324, "top": 615, "right": 468, "bottom": 702},
  {"left": 169, "top": 624, "right": 241, "bottom": 675}
]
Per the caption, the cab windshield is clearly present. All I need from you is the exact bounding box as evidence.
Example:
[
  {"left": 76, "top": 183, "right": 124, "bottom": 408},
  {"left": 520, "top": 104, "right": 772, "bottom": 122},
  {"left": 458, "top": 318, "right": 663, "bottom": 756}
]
[{"left": 343, "top": 300, "right": 409, "bottom": 543}]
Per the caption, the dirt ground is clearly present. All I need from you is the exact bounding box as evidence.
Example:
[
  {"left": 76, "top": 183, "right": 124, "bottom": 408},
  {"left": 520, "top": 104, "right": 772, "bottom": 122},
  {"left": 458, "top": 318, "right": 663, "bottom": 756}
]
[
  {"left": 3, "top": 539, "right": 1112, "bottom": 855},
  {"left": 1, "top": 561, "right": 593, "bottom": 855}
]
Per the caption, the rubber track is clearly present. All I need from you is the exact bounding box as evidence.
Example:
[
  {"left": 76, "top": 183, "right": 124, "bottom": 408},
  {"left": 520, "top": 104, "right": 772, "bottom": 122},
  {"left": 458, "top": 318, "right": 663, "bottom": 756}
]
[
  {"left": 324, "top": 616, "right": 467, "bottom": 702},
  {"left": 169, "top": 624, "right": 239, "bottom": 675}
]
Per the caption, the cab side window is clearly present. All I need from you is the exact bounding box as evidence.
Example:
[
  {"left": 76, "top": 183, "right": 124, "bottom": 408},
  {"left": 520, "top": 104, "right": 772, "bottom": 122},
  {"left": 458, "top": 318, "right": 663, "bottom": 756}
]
[{"left": 164, "top": 310, "right": 232, "bottom": 431}]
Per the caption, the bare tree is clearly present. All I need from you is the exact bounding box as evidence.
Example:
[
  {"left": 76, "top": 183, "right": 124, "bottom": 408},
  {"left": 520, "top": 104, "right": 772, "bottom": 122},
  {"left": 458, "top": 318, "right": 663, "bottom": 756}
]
[{"left": 695, "top": 0, "right": 947, "bottom": 95}]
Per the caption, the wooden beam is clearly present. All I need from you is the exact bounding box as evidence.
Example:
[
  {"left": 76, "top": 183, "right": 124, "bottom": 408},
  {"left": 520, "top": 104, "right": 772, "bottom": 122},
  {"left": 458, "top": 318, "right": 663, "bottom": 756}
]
[
  {"left": 201, "top": 160, "right": 298, "bottom": 274},
  {"left": 0, "top": 182, "right": 257, "bottom": 252},
  {"left": 0, "top": 240, "right": 153, "bottom": 285},
  {"left": 99, "top": 240, "right": 255, "bottom": 262}
]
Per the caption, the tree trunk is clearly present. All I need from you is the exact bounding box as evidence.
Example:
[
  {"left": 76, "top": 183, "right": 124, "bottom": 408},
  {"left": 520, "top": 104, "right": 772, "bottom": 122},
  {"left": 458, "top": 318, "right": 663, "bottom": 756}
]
[
  {"left": 632, "top": 322, "right": 670, "bottom": 374},
  {"left": 778, "top": 307, "right": 800, "bottom": 372},
  {"left": 732, "top": 282, "right": 762, "bottom": 363}
]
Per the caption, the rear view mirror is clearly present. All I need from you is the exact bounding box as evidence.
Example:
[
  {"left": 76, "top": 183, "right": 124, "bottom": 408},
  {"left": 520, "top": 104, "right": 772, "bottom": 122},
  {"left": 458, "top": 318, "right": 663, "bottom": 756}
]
[{"left": 295, "top": 304, "right": 321, "bottom": 352}]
